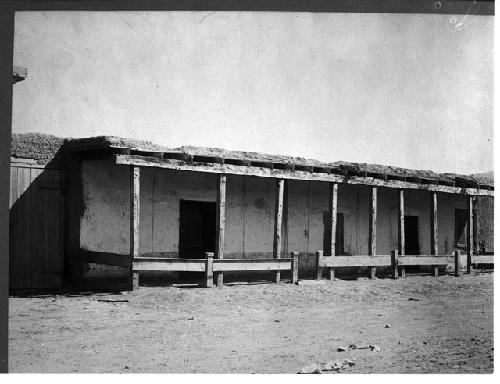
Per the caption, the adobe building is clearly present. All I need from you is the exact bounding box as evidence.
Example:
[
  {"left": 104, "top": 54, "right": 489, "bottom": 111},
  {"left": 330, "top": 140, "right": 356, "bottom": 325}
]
[{"left": 9, "top": 133, "right": 494, "bottom": 290}]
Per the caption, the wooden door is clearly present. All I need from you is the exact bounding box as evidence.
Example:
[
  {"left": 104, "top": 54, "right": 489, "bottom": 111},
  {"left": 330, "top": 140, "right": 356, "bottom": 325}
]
[{"left": 9, "top": 164, "right": 63, "bottom": 290}]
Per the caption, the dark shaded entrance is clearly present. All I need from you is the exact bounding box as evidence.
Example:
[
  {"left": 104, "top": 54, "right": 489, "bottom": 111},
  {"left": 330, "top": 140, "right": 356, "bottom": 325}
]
[
  {"left": 454, "top": 209, "right": 468, "bottom": 250},
  {"left": 404, "top": 215, "right": 420, "bottom": 255},
  {"left": 179, "top": 200, "right": 216, "bottom": 259},
  {"left": 322, "top": 212, "right": 344, "bottom": 255}
]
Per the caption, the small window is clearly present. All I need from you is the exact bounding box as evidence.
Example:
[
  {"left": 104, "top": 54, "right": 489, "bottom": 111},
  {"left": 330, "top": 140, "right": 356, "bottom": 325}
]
[{"left": 455, "top": 209, "right": 467, "bottom": 249}]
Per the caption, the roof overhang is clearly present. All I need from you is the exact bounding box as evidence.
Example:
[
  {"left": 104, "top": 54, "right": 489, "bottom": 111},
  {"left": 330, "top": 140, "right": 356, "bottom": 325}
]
[{"left": 62, "top": 136, "right": 494, "bottom": 196}]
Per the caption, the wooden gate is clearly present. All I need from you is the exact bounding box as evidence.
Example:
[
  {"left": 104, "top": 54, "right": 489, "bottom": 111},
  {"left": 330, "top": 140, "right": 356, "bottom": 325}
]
[{"left": 9, "top": 162, "right": 64, "bottom": 290}]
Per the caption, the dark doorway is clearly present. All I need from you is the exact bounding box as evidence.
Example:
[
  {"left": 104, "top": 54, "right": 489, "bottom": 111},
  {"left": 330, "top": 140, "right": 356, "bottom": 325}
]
[
  {"left": 454, "top": 209, "right": 468, "bottom": 249},
  {"left": 404, "top": 215, "right": 420, "bottom": 255},
  {"left": 179, "top": 200, "right": 216, "bottom": 259},
  {"left": 323, "top": 212, "right": 344, "bottom": 255}
]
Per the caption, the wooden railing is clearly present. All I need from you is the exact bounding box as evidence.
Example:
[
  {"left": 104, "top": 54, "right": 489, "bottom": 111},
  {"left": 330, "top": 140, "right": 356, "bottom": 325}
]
[
  {"left": 131, "top": 250, "right": 493, "bottom": 289},
  {"left": 132, "top": 252, "right": 300, "bottom": 288},
  {"left": 316, "top": 250, "right": 494, "bottom": 280}
]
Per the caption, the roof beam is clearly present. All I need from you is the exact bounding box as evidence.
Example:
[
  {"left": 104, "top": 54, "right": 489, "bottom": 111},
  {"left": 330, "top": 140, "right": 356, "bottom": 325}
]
[{"left": 114, "top": 154, "right": 493, "bottom": 196}]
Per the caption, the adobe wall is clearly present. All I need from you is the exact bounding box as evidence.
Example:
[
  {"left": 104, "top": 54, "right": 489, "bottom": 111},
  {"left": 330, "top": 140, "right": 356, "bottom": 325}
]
[{"left": 79, "top": 159, "right": 476, "bottom": 280}]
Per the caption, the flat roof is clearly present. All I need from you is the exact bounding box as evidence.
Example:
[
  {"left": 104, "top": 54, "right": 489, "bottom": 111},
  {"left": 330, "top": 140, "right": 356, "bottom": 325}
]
[{"left": 63, "top": 135, "right": 494, "bottom": 192}]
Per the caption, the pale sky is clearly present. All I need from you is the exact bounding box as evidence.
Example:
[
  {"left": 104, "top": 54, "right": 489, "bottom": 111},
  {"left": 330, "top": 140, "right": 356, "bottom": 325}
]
[{"left": 12, "top": 11, "right": 493, "bottom": 174}]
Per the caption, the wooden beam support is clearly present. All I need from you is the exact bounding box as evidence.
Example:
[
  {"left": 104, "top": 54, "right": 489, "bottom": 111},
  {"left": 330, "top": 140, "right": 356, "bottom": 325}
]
[
  {"left": 433, "top": 265, "right": 439, "bottom": 277},
  {"left": 316, "top": 251, "right": 323, "bottom": 280},
  {"left": 454, "top": 250, "right": 461, "bottom": 277},
  {"left": 467, "top": 196, "right": 474, "bottom": 273},
  {"left": 398, "top": 189, "right": 406, "bottom": 278},
  {"left": 130, "top": 166, "right": 140, "bottom": 290},
  {"left": 216, "top": 175, "right": 226, "bottom": 287},
  {"left": 369, "top": 186, "right": 377, "bottom": 279},
  {"left": 329, "top": 182, "right": 338, "bottom": 280},
  {"left": 273, "top": 179, "right": 285, "bottom": 283},
  {"left": 391, "top": 250, "right": 399, "bottom": 279},
  {"left": 291, "top": 252, "right": 299, "bottom": 284},
  {"left": 430, "top": 192, "right": 438, "bottom": 255},
  {"left": 114, "top": 155, "right": 494, "bottom": 197},
  {"left": 205, "top": 252, "right": 214, "bottom": 288}
]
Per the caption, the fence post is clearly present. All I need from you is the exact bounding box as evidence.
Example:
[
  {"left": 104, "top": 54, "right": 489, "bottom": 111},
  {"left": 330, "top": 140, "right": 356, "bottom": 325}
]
[
  {"left": 467, "top": 252, "right": 472, "bottom": 274},
  {"left": 291, "top": 252, "right": 299, "bottom": 284},
  {"left": 132, "top": 270, "right": 140, "bottom": 290},
  {"left": 454, "top": 251, "right": 461, "bottom": 277},
  {"left": 433, "top": 265, "right": 439, "bottom": 277},
  {"left": 205, "top": 252, "right": 214, "bottom": 288},
  {"left": 391, "top": 250, "right": 398, "bottom": 279},
  {"left": 316, "top": 251, "right": 323, "bottom": 280},
  {"left": 370, "top": 266, "right": 376, "bottom": 280}
]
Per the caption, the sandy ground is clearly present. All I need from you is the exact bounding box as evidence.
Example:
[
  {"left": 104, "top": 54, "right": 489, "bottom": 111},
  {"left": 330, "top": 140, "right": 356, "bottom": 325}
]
[{"left": 9, "top": 272, "right": 493, "bottom": 373}]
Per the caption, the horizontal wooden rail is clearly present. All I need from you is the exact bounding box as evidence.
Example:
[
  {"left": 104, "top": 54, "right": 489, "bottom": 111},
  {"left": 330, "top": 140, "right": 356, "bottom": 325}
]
[
  {"left": 213, "top": 259, "right": 292, "bottom": 272},
  {"left": 471, "top": 255, "right": 494, "bottom": 265},
  {"left": 397, "top": 255, "right": 450, "bottom": 266},
  {"left": 315, "top": 250, "right": 491, "bottom": 280},
  {"left": 320, "top": 255, "right": 391, "bottom": 268},
  {"left": 133, "top": 258, "right": 206, "bottom": 272}
]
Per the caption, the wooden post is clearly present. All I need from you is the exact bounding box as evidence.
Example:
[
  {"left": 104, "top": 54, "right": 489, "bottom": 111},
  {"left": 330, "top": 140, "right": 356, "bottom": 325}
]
[
  {"left": 369, "top": 186, "right": 377, "bottom": 279},
  {"left": 291, "top": 252, "right": 299, "bottom": 284},
  {"left": 0, "top": 10, "right": 14, "bottom": 373},
  {"left": 391, "top": 250, "right": 399, "bottom": 279},
  {"left": 430, "top": 192, "right": 438, "bottom": 256},
  {"left": 398, "top": 190, "right": 405, "bottom": 278},
  {"left": 454, "top": 250, "right": 461, "bottom": 277},
  {"left": 216, "top": 175, "right": 226, "bottom": 288},
  {"left": 329, "top": 183, "right": 338, "bottom": 281},
  {"left": 273, "top": 179, "right": 285, "bottom": 284},
  {"left": 130, "top": 166, "right": 140, "bottom": 290},
  {"left": 467, "top": 196, "right": 474, "bottom": 274},
  {"left": 433, "top": 265, "right": 439, "bottom": 277},
  {"left": 205, "top": 252, "right": 214, "bottom": 288},
  {"left": 316, "top": 251, "right": 323, "bottom": 280}
]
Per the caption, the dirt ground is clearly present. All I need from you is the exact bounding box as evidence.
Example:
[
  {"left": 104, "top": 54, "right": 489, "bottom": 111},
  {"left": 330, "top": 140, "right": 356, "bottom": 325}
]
[{"left": 9, "top": 272, "right": 494, "bottom": 373}]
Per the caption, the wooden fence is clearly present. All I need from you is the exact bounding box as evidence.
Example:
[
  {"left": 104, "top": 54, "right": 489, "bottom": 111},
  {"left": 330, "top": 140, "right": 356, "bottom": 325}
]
[
  {"left": 132, "top": 252, "right": 300, "bottom": 288},
  {"left": 316, "top": 250, "right": 494, "bottom": 280},
  {"left": 130, "top": 250, "right": 493, "bottom": 289}
]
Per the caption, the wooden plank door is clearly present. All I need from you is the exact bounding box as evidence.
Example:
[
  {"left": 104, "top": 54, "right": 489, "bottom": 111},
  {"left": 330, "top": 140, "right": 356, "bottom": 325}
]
[{"left": 9, "top": 165, "right": 63, "bottom": 290}]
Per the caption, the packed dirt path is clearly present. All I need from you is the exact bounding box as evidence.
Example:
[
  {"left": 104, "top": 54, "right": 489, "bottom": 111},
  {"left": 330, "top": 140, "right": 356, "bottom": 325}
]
[{"left": 9, "top": 273, "right": 493, "bottom": 373}]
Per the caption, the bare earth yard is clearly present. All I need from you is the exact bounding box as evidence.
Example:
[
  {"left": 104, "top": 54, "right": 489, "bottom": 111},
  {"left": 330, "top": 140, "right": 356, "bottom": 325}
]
[{"left": 9, "top": 273, "right": 493, "bottom": 373}]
